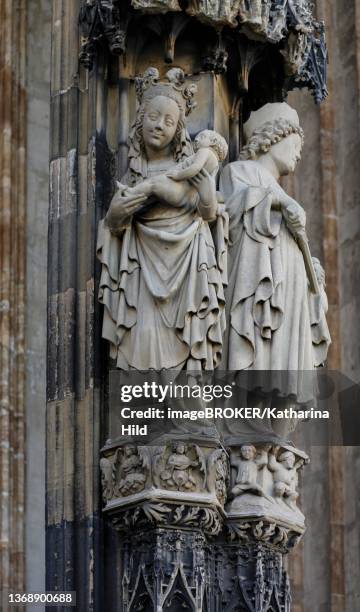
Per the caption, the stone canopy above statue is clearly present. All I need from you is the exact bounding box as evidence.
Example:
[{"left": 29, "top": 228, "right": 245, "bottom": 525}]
[
  {"left": 131, "top": 0, "right": 315, "bottom": 36},
  {"left": 79, "top": 0, "right": 328, "bottom": 104}
]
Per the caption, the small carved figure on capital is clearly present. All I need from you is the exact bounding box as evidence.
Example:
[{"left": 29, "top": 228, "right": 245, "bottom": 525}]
[
  {"left": 268, "top": 445, "right": 309, "bottom": 509},
  {"left": 115, "top": 444, "right": 150, "bottom": 497},
  {"left": 156, "top": 442, "right": 206, "bottom": 492},
  {"left": 207, "top": 448, "right": 229, "bottom": 505},
  {"left": 131, "top": 0, "right": 181, "bottom": 12},
  {"left": 230, "top": 444, "right": 271, "bottom": 501},
  {"left": 100, "top": 455, "right": 116, "bottom": 503}
]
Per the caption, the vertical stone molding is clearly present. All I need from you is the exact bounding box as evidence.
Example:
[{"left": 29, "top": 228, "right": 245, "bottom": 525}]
[
  {"left": 0, "top": 0, "right": 27, "bottom": 600},
  {"left": 317, "top": 2, "right": 345, "bottom": 609},
  {"left": 46, "top": 1, "right": 104, "bottom": 609}
]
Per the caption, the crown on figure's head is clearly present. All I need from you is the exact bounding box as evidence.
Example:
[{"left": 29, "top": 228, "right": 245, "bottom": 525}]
[{"left": 135, "top": 67, "right": 197, "bottom": 116}]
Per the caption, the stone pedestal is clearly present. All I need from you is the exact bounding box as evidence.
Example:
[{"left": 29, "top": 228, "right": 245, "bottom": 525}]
[{"left": 99, "top": 438, "right": 308, "bottom": 611}]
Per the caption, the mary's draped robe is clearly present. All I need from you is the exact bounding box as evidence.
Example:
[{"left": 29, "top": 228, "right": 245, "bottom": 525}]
[{"left": 97, "top": 181, "right": 228, "bottom": 371}]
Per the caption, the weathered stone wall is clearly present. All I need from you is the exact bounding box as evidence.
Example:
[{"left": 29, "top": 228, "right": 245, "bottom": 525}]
[
  {"left": 285, "top": 0, "right": 360, "bottom": 609},
  {"left": 15, "top": 1, "right": 360, "bottom": 610},
  {"left": 25, "top": 0, "right": 51, "bottom": 600},
  {"left": 0, "top": 0, "right": 27, "bottom": 601}
]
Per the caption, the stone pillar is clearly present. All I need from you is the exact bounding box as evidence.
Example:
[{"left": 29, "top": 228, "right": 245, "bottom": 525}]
[
  {"left": 100, "top": 437, "right": 308, "bottom": 611},
  {"left": 0, "top": 0, "right": 27, "bottom": 600},
  {"left": 100, "top": 438, "right": 227, "bottom": 610},
  {"left": 25, "top": 0, "right": 51, "bottom": 596},
  {"left": 317, "top": 1, "right": 345, "bottom": 609},
  {"left": 46, "top": 1, "right": 105, "bottom": 609}
]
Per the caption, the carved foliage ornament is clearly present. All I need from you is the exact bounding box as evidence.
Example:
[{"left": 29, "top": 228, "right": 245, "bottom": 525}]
[
  {"left": 227, "top": 519, "right": 303, "bottom": 552},
  {"left": 115, "top": 502, "right": 223, "bottom": 535}
]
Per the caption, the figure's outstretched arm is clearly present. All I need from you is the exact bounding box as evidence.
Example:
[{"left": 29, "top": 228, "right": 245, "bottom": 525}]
[
  {"left": 268, "top": 447, "right": 279, "bottom": 472},
  {"left": 189, "top": 168, "right": 218, "bottom": 221},
  {"left": 255, "top": 449, "right": 269, "bottom": 469}
]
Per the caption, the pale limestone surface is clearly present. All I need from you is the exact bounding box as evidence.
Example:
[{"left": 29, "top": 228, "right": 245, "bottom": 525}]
[
  {"left": 219, "top": 103, "right": 330, "bottom": 386},
  {"left": 26, "top": 0, "right": 51, "bottom": 603},
  {"left": 98, "top": 69, "right": 228, "bottom": 371}
]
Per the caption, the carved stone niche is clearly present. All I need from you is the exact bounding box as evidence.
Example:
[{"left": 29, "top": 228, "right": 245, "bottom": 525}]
[
  {"left": 225, "top": 443, "right": 309, "bottom": 552},
  {"left": 79, "top": 0, "right": 328, "bottom": 103},
  {"left": 100, "top": 440, "right": 229, "bottom": 535}
]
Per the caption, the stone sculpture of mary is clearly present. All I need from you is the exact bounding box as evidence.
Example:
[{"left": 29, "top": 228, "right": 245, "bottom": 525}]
[{"left": 97, "top": 68, "right": 227, "bottom": 371}]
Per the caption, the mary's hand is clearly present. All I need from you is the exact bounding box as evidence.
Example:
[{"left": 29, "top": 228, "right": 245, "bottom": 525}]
[
  {"left": 105, "top": 189, "right": 147, "bottom": 234},
  {"left": 189, "top": 168, "right": 218, "bottom": 220}
]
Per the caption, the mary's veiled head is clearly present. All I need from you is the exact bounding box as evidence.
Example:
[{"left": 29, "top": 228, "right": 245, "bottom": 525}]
[{"left": 127, "top": 67, "right": 197, "bottom": 184}]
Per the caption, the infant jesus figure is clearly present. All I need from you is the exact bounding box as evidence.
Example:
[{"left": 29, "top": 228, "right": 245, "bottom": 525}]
[{"left": 125, "top": 129, "right": 228, "bottom": 220}]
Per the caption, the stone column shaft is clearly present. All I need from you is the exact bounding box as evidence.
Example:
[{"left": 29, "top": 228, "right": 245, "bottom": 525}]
[
  {"left": 0, "top": 0, "right": 27, "bottom": 599},
  {"left": 46, "top": 2, "right": 104, "bottom": 609},
  {"left": 317, "top": 1, "right": 346, "bottom": 609}
]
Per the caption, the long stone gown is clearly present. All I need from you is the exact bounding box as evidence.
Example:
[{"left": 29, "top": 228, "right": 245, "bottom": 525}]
[
  {"left": 219, "top": 160, "right": 330, "bottom": 401},
  {"left": 97, "top": 169, "right": 228, "bottom": 371}
]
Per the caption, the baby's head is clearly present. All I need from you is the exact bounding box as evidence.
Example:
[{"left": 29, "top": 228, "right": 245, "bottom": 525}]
[{"left": 194, "top": 129, "right": 228, "bottom": 162}]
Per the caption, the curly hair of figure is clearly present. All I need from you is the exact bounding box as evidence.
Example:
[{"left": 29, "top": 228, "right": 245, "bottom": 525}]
[{"left": 240, "top": 118, "right": 304, "bottom": 161}]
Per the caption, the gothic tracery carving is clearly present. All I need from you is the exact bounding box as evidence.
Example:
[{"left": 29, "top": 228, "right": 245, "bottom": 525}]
[{"left": 78, "top": 0, "right": 328, "bottom": 102}]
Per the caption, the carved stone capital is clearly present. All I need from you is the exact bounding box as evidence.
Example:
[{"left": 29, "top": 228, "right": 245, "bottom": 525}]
[
  {"left": 226, "top": 443, "right": 309, "bottom": 536},
  {"left": 100, "top": 441, "right": 229, "bottom": 531}
]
